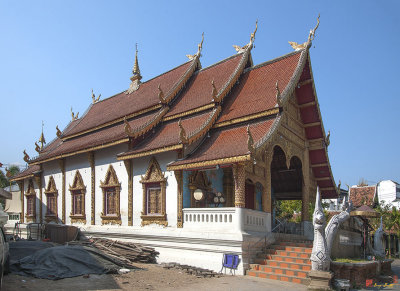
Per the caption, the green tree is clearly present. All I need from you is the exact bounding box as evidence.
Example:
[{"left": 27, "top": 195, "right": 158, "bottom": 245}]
[{"left": 0, "top": 165, "right": 20, "bottom": 188}]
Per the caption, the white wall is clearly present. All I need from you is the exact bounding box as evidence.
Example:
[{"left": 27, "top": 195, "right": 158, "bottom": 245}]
[
  {"left": 377, "top": 180, "right": 400, "bottom": 209},
  {"left": 132, "top": 151, "right": 178, "bottom": 228},
  {"left": 95, "top": 144, "right": 129, "bottom": 225}
]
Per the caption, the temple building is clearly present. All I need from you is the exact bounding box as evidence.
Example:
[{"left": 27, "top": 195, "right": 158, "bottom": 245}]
[{"left": 11, "top": 21, "right": 338, "bottom": 274}]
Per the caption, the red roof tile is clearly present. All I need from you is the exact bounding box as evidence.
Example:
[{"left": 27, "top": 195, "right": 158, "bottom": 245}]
[
  {"left": 169, "top": 118, "right": 276, "bottom": 168},
  {"left": 32, "top": 110, "right": 159, "bottom": 163},
  {"left": 349, "top": 186, "right": 376, "bottom": 208},
  {"left": 65, "top": 61, "right": 192, "bottom": 137},
  {"left": 120, "top": 110, "right": 215, "bottom": 156},
  {"left": 165, "top": 54, "right": 243, "bottom": 117},
  {"left": 10, "top": 165, "right": 41, "bottom": 181},
  {"left": 217, "top": 51, "right": 302, "bottom": 123}
]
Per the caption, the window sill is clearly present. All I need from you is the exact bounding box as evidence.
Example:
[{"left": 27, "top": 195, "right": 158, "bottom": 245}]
[
  {"left": 100, "top": 214, "right": 121, "bottom": 225},
  {"left": 141, "top": 214, "right": 167, "bottom": 227}
]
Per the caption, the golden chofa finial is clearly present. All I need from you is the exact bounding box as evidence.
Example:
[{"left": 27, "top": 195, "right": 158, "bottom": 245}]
[
  {"left": 56, "top": 125, "right": 62, "bottom": 138},
  {"left": 158, "top": 84, "right": 167, "bottom": 104},
  {"left": 178, "top": 119, "right": 188, "bottom": 144},
  {"left": 289, "top": 14, "right": 320, "bottom": 51},
  {"left": 23, "top": 150, "right": 30, "bottom": 163},
  {"left": 246, "top": 125, "right": 254, "bottom": 153},
  {"left": 92, "top": 89, "right": 101, "bottom": 104},
  {"left": 250, "top": 20, "right": 258, "bottom": 44},
  {"left": 308, "top": 14, "right": 320, "bottom": 42},
  {"left": 186, "top": 33, "right": 204, "bottom": 60},
  {"left": 71, "top": 107, "right": 79, "bottom": 121},
  {"left": 233, "top": 20, "right": 258, "bottom": 53}
]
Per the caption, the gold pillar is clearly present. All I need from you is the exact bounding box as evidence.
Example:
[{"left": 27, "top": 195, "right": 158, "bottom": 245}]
[
  {"left": 88, "top": 152, "right": 95, "bottom": 225},
  {"left": 233, "top": 163, "right": 245, "bottom": 208},
  {"left": 263, "top": 161, "right": 272, "bottom": 213},
  {"left": 124, "top": 160, "right": 133, "bottom": 226},
  {"left": 34, "top": 172, "right": 42, "bottom": 223},
  {"left": 17, "top": 181, "right": 24, "bottom": 223},
  {"left": 302, "top": 147, "right": 310, "bottom": 221},
  {"left": 175, "top": 170, "right": 183, "bottom": 228},
  {"left": 58, "top": 159, "right": 66, "bottom": 224},
  {"left": 223, "top": 168, "right": 234, "bottom": 207}
]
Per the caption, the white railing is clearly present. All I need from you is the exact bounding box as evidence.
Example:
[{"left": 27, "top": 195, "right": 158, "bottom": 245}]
[{"left": 182, "top": 207, "right": 271, "bottom": 233}]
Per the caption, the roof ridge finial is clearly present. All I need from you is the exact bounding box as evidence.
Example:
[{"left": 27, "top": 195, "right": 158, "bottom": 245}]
[
  {"left": 186, "top": 32, "right": 204, "bottom": 60},
  {"left": 233, "top": 20, "right": 258, "bottom": 54},
  {"left": 127, "top": 43, "right": 142, "bottom": 94},
  {"left": 289, "top": 14, "right": 320, "bottom": 51},
  {"left": 38, "top": 120, "right": 46, "bottom": 150},
  {"left": 307, "top": 14, "right": 320, "bottom": 43}
]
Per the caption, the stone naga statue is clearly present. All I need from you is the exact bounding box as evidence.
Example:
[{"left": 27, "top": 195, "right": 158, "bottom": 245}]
[
  {"left": 373, "top": 216, "right": 385, "bottom": 258},
  {"left": 311, "top": 187, "right": 331, "bottom": 271},
  {"left": 325, "top": 198, "right": 351, "bottom": 257}
]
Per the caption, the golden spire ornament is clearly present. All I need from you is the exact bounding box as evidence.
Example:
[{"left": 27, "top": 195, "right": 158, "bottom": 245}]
[{"left": 127, "top": 43, "right": 142, "bottom": 94}]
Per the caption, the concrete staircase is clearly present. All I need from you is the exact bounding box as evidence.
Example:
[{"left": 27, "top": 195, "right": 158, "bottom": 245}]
[{"left": 247, "top": 241, "right": 312, "bottom": 285}]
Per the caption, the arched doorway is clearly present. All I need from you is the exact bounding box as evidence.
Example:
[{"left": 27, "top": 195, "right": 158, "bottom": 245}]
[{"left": 270, "top": 146, "right": 304, "bottom": 227}]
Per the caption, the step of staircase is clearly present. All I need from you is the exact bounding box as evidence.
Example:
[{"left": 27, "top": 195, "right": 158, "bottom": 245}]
[
  {"left": 248, "top": 240, "right": 313, "bottom": 285},
  {"left": 246, "top": 269, "right": 311, "bottom": 285}
]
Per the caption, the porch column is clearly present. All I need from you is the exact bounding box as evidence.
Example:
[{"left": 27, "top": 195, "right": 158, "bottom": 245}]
[
  {"left": 58, "top": 159, "right": 66, "bottom": 224},
  {"left": 175, "top": 170, "right": 183, "bottom": 228},
  {"left": 88, "top": 152, "right": 95, "bottom": 225},
  {"left": 223, "top": 168, "right": 234, "bottom": 207},
  {"left": 233, "top": 163, "right": 245, "bottom": 208},
  {"left": 17, "top": 181, "right": 24, "bottom": 223},
  {"left": 302, "top": 147, "right": 310, "bottom": 221},
  {"left": 263, "top": 162, "right": 272, "bottom": 213}
]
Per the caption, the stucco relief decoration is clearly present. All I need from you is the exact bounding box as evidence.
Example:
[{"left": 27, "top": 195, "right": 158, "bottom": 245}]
[
  {"left": 69, "top": 170, "right": 86, "bottom": 224},
  {"left": 100, "top": 165, "right": 122, "bottom": 225},
  {"left": 44, "top": 176, "right": 58, "bottom": 222},
  {"left": 140, "top": 157, "right": 168, "bottom": 226}
]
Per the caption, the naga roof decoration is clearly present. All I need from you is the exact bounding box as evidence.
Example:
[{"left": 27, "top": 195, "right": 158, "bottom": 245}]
[{"left": 15, "top": 20, "right": 338, "bottom": 198}]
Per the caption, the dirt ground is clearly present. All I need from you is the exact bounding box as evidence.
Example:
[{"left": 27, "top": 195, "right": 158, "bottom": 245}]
[{"left": 2, "top": 261, "right": 308, "bottom": 291}]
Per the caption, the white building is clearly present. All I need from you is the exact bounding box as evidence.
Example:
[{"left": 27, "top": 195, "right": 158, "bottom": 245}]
[
  {"left": 377, "top": 180, "right": 400, "bottom": 209},
  {"left": 10, "top": 28, "right": 337, "bottom": 274}
]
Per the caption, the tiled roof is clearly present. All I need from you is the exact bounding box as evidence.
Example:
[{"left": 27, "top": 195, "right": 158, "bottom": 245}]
[
  {"left": 349, "top": 186, "right": 376, "bottom": 208},
  {"left": 119, "top": 110, "right": 215, "bottom": 158},
  {"left": 217, "top": 51, "right": 302, "bottom": 123},
  {"left": 165, "top": 54, "right": 243, "bottom": 117},
  {"left": 10, "top": 165, "right": 41, "bottom": 181},
  {"left": 168, "top": 118, "right": 276, "bottom": 169},
  {"left": 64, "top": 61, "right": 193, "bottom": 137},
  {"left": 31, "top": 110, "right": 159, "bottom": 163}
]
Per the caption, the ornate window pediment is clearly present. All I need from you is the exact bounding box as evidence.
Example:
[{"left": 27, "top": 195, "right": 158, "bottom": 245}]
[
  {"left": 100, "top": 165, "right": 121, "bottom": 225},
  {"left": 69, "top": 170, "right": 86, "bottom": 224},
  {"left": 44, "top": 176, "right": 58, "bottom": 221},
  {"left": 140, "top": 157, "right": 167, "bottom": 226},
  {"left": 25, "top": 179, "right": 36, "bottom": 220}
]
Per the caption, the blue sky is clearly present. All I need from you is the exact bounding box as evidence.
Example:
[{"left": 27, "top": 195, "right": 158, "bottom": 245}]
[{"left": 0, "top": 1, "right": 399, "bottom": 187}]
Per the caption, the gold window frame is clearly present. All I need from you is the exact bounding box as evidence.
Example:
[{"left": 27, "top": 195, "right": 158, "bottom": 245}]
[
  {"left": 25, "top": 179, "right": 36, "bottom": 222},
  {"left": 140, "top": 157, "right": 167, "bottom": 226},
  {"left": 69, "top": 170, "right": 86, "bottom": 224},
  {"left": 44, "top": 176, "right": 58, "bottom": 222},
  {"left": 100, "top": 165, "right": 121, "bottom": 225}
]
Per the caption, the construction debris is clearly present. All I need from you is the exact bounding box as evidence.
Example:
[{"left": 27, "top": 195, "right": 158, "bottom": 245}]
[
  {"left": 69, "top": 238, "right": 159, "bottom": 265},
  {"left": 161, "top": 262, "right": 220, "bottom": 278}
]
